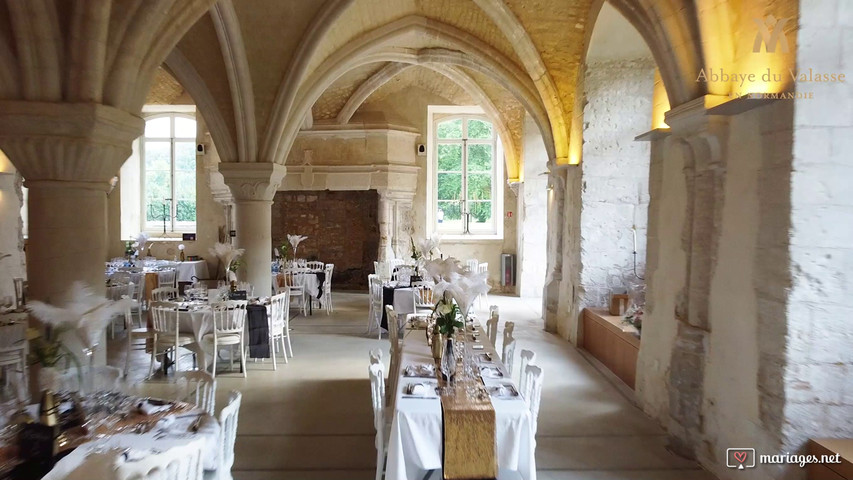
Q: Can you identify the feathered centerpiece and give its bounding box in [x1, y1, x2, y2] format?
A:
[131, 232, 150, 258]
[28, 282, 130, 390]
[209, 242, 245, 282]
[287, 234, 308, 259]
[424, 257, 490, 335]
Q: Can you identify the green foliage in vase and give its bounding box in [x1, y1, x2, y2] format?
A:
[433, 299, 464, 335]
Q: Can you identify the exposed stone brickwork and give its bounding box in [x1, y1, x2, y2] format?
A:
[579, 58, 654, 308]
[272, 190, 379, 290]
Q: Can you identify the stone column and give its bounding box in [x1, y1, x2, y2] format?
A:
[377, 191, 394, 261]
[542, 168, 566, 333]
[0, 102, 143, 304]
[219, 162, 285, 297]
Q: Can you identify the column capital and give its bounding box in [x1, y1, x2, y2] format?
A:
[219, 162, 286, 202]
[0, 101, 144, 183]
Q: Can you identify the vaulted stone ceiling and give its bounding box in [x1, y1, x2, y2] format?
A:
[162, 0, 708, 179]
[145, 68, 187, 105]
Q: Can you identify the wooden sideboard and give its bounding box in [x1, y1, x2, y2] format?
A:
[810, 439, 853, 479]
[581, 308, 640, 389]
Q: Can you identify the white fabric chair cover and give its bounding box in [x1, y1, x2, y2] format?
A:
[321, 263, 334, 314]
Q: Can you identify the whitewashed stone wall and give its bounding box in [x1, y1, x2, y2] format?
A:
[519, 114, 548, 297]
[579, 59, 654, 308]
[0, 151, 26, 302]
[782, 0, 853, 461]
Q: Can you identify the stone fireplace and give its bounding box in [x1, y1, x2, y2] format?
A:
[272, 190, 379, 290]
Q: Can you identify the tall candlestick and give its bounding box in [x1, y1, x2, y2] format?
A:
[632, 226, 637, 252]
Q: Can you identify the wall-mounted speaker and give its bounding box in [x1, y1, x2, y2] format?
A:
[416, 144, 426, 156]
[197, 143, 206, 155]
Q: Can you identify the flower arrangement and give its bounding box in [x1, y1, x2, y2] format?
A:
[424, 257, 490, 336]
[287, 234, 308, 259]
[623, 304, 643, 333]
[410, 237, 422, 264]
[209, 242, 245, 281]
[28, 282, 130, 388]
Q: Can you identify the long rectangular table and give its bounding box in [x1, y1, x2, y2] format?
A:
[385, 322, 537, 480]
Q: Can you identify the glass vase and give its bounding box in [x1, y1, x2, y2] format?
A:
[440, 337, 456, 383]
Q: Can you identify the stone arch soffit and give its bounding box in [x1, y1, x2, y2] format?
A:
[335, 61, 523, 181]
[268, 16, 557, 168]
[603, 0, 705, 106]
[164, 48, 239, 164]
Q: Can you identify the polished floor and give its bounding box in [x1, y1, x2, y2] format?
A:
[110, 292, 717, 480]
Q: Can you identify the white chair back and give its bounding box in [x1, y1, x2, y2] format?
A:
[477, 262, 488, 274]
[523, 365, 544, 436]
[466, 259, 479, 272]
[270, 292, 289, 334]
[411, 281, 434, 308]
[503, 321, 515, 347]
[502, 337, 517, 376]
[150, 302, 179, 335]
[306, 261, 324, 271]
[369, 348, 383, 365]
[115, 436, 204, 480]
[152, 287, 179, 301]
[367, 274, 384, 339]
[211, 301, 248, 334]
[485, 314, 499, 346]
[391, 265, 415, 284]
[174, 371, 216, 416]
[519, 349, 536, 393]
[158, 269, 177, 289]
[217, 390, 242, 477]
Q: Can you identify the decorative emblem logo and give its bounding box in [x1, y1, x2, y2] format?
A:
[752, 15, 790, 53]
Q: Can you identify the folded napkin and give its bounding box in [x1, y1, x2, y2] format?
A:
[405, 363, 435, 377]
[479, 366, 503, 378]
[409, 383, 428, 396]
[137, 400, 171, 416]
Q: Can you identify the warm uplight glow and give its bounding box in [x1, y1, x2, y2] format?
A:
[651, 69, 671, 129]
[0, 149, 12, 174]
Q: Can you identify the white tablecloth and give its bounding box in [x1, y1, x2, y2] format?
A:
[385, 323, 536, 480]
[176, 260, 210, 283]
[43, 409, 220, 479]
[294, 272, 320, 299]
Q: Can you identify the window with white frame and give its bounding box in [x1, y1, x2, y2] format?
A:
[141, 114, 197, 233]
[429, 108, 502, 238]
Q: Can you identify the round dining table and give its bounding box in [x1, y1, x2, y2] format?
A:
[2, 392, 220, 479]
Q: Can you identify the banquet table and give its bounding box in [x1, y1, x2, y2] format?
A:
[273, 271, 325, 314]
[176, 260, 209, 283]
[385, 321, 537, 480]
[39, 396, 220, 479]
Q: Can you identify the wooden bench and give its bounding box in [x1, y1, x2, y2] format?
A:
[810, 439, 853, 479]
[581, 308, 640, 389]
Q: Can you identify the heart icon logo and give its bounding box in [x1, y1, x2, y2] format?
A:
[734, 451, 748, 464]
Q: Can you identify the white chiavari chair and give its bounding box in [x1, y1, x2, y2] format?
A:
[385, 305, 404, 406]
[269, 292, 293, 367]
[114, 437, 204, 480]
[411, 281, 435, 311]
[485, 312, 499, 347]
[305, 261, 324, 271]
[158, 268, 177, 289]
[369, 348, 383, 366]
[465, 258, 479, 272]
[518, 349, 536, 394]
[502, 321, 516, 373]
[204, 301, 249, 378]
[476, 262, 489, 307]
[391, 265, 416, 285]
[205, 390, 241, 480]
[109, 281, 137, 338]
[368, 362, 387, 480]
[523, 365, 544, 436]
[175, 371, 216, 416]
[367, 275, 384, 339]
[149, 302, 195, 377]
[279, 269, 308, 317]
[123, 296, 154, 377]
[321, 263, 334, 314]
[151, 287, 179, 302]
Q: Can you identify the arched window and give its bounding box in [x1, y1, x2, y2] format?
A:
[142, 114, 197, 233]
[430, 109, 502, 237]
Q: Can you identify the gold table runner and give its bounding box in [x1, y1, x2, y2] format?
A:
[437, 363, 497, 479]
